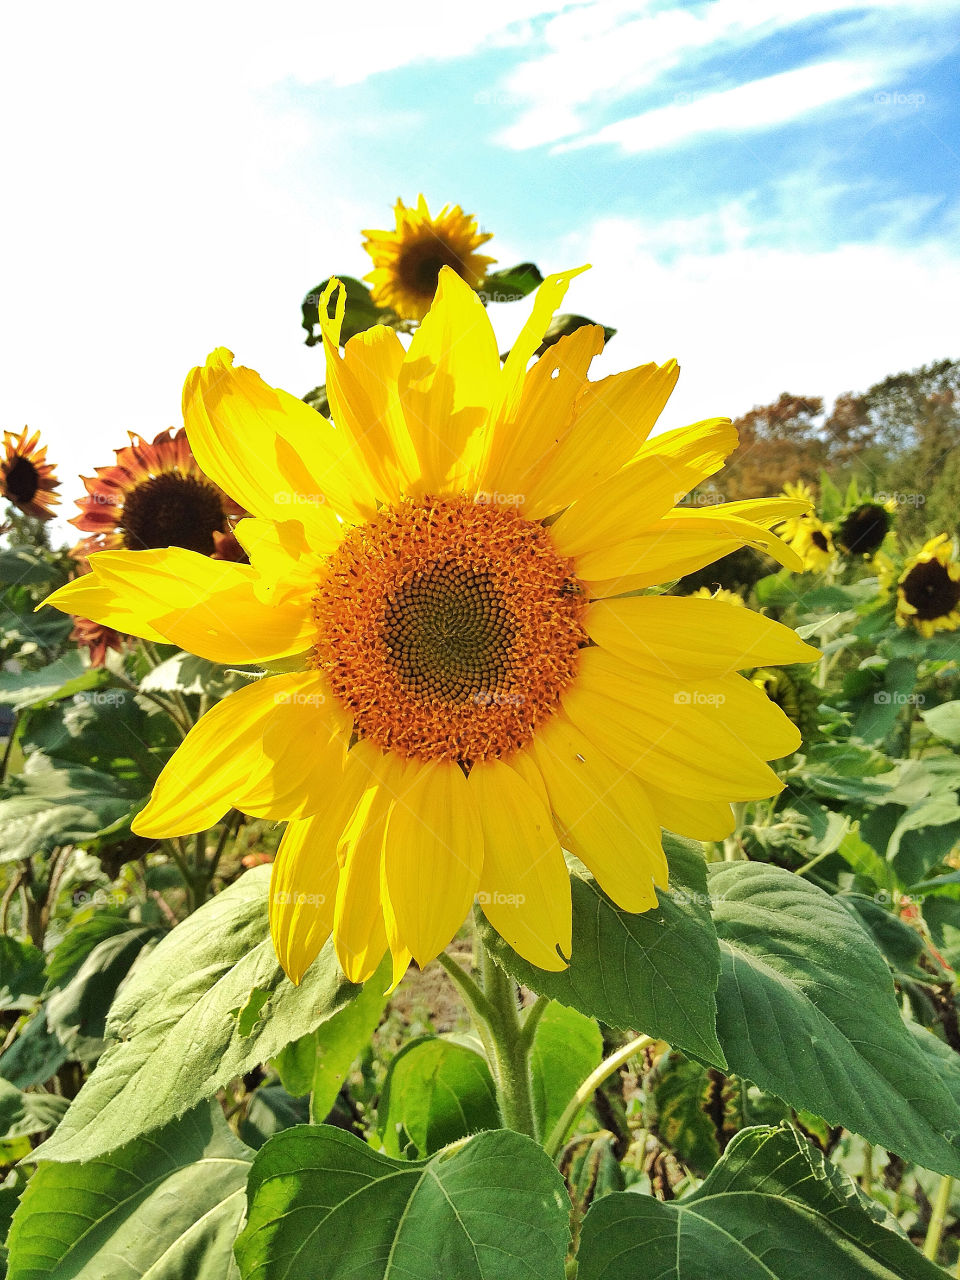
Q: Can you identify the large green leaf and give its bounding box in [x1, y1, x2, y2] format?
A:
[377, 1036, 499, 1158]
[577, 1125, 944, 1279]
[921, 700, 960, 744]
[710, 862, 960, 1175]
[0, 936, 44, 1011]
[33, 867, 365, 1162]
[529, 1001, 603, 1141]
[480, 836, 725, 1068]
[273, 954, 391, 1121]
[23, 688, 178, 785]
[45, 923, 160, 1047]
[480, 263, 543, 302]
[0, 653, 105, 710]
[7, 1102, 251, 1280]
[0, 758, 137, 863]
[234, 1126, 569, 1279]
[0, 1078, 67, 1141]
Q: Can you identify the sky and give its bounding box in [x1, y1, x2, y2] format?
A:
[1, 0, 958, 539]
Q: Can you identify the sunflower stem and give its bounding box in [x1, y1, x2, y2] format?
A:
[543, 1033, 655, 1163]
[476, 942, 539, 1140]
[924, 1172, 954, 1263]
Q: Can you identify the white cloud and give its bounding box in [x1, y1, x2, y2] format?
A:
[557, 59, 880, 154]
[494, 0, 957, 150]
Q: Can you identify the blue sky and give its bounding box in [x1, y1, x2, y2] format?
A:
[2, 0, 958, 537]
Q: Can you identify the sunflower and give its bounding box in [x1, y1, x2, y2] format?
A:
[1, 428, 59, 520]
[776, 510, 834, 573]
[689, 586, 745, 607]
[71, 427, 245, 559]
[896, 535, 960, 637]
[776, 481, 817, 541]
[836, 500, 894, 557]
[43, 268, 818, 987]
[363, 195, 495, 322]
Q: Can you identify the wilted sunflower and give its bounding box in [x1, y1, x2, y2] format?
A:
[1, 428, 59, 520]
[836, 500, 894, 558]
[71, 427, 245, 560]
[896, 535, 960, 637]
[363, 195, 495, 322]
[44, 268, 818, 986]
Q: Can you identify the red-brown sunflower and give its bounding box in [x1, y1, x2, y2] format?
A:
[72, 427, 245, 559]
[1, 428, 59, 520]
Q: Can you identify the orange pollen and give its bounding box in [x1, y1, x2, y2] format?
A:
[311, 495, 588, 764]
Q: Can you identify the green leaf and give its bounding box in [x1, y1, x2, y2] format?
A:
[140, 652, 255, 700]
[710, 861, 960, 1175]
[834, 824, 898, 892]
[645, 1051, 723, 1174]
[234, 1126, 570, 1280]
[577, 1125, 944, 1279]
[44, 913, 146, 987]
[480, 835, 725, 1068]
[0, 936, 44, 1011]
[852, 656, 917, 742]
[45, 924, 160, 1047]
[0, 759, 138, 863]
[529, 1002, 603, 1141]
[533, 313, 616, 355]
[377, 1036, 499, 1158]
[0, 653, 105, 710]
[240, 1085, 309, 1151]
[0, 547, 58, 588]
[479, 263, 543, 302]
[274, 954, 390, 1119]
[301, 276, 394, 346]
[0, 1009, 70, 1088]
[32, 867, 366, 1162]
[921, 700, 960, 744]
[0, 1078, 68, 1141]
[7, 1102, 252, 1280]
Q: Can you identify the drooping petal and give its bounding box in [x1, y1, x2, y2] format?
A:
[44, 548, 314, 663]
[550, 418, 738, 560]
[469, 759, 571, 971]
[530, 714, 666, 913]
[269, 817, 338, 986]
[522, 359, 681, 518]
[183, 346, 379, 526]
[579, 506, 804, 591]
[398, 269, 501, 493]
[380, 758, 484, 969]
[133, 673, 329, 837]
[564, 649, 785, 802]
[319, 290, 420, 500]
[585, 595, 820, 675]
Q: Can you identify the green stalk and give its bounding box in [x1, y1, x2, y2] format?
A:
[924, 1172, 954, 1263]
[544, 1033, 655, 1162]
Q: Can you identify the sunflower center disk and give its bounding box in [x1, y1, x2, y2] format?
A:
[5, 457, 40, 503]
[312, 496, 588, 764]
[120, 471, 228, 554]
[903, 558, 960, 621]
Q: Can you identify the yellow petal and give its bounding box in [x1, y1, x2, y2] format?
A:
[550, 418, 738, 560]
[380, 758, 483, 969]
[523, 358, 680, 517]
[133, 674, 317, 837]
[578, 507, 803, 589]
[564, 649, 785, 802]
[644, 783, 736, 841]
[44, 548, 314, 664]
[398, 268, 501, 493]
[234, 516, 331, 608]
[531, 715, 665, 913]
[319, 291, 420, 500]
[333, 744, 404, 983]
[183, 346, 379, 527]
[469, 759, 571, 971]
[476, 325, 603, 502]
[585, 596, 819, 674]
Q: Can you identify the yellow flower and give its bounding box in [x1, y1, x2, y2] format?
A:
[362, 195, 495, 321]
[1, 428, 59, 520]
[690, 586, 745, 607]
[777, 481, 817, 541]
[896, 535, 960, 637]
[43, 268, 818, 987]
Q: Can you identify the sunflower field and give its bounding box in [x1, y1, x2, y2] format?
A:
[0, 201, 959, 1280]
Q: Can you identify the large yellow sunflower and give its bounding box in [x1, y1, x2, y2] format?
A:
[1, 428, 59, 520]
[43, 268, 817, 986]
[896, 535, 960, 637]
[363, 195, 495, 322]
